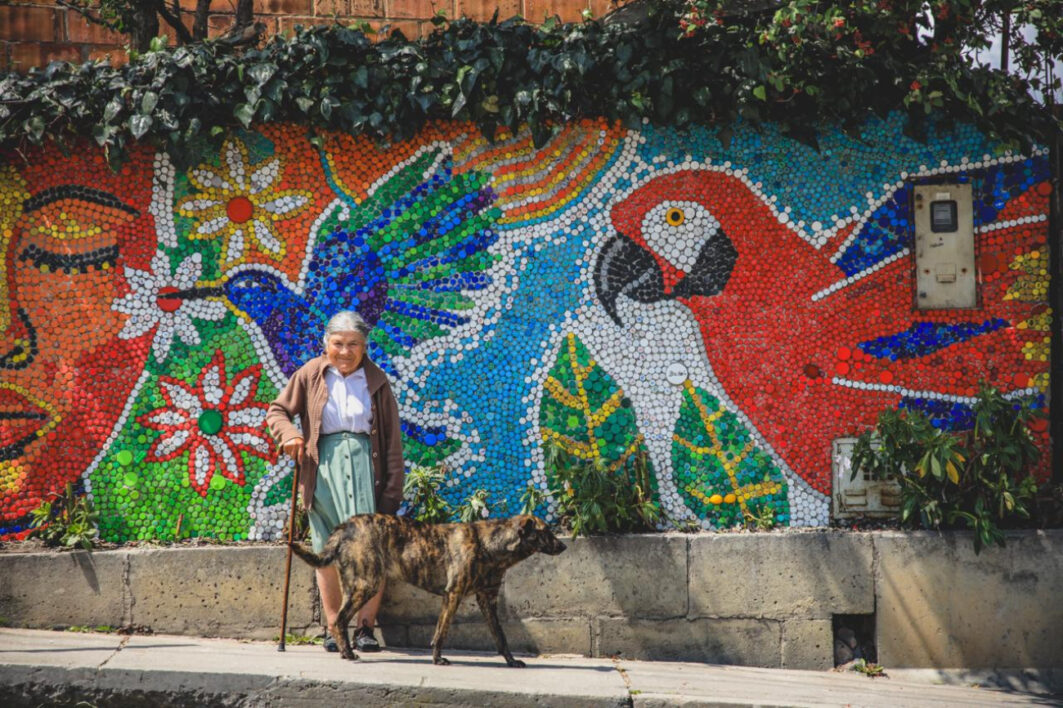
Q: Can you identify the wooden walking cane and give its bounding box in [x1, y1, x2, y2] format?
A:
[278, 458, 301, 652]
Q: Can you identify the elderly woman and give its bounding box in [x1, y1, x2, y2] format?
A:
[266, 310, 405, 653]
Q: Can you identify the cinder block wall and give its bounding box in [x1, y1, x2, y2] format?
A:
[0, 1, 625, 71]
[2, 530, 1061, 671]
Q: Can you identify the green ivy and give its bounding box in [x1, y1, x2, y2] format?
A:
[2, 1, 1057, 167]
[851, 384, 1043, 553]
[680, 0, 1062, 147]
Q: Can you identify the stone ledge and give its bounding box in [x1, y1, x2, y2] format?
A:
[873, 530, 1063, 669]
[502, 534, 689, 620]
[126, 546, 317, 638]
[0, 550, 128, 629]
[2, 529, 1061, 669]
[596, 617, 780, 665]
[688, 533, 874, 620]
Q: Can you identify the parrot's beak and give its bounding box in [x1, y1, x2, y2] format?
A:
[594, 228, 737, 326]
[593, 232, 667, 326]
[670, 227, 738, 300]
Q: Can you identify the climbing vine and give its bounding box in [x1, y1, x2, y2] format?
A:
[0, 0, 1059, 167]
[680, 0, 1062, 144]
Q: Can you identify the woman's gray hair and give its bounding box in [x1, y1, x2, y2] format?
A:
[322, 310, 370, 346]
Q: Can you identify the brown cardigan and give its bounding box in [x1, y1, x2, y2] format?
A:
[266, 355, 405, 514]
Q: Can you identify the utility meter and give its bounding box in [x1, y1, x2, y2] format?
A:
[913, 183, 976, 309]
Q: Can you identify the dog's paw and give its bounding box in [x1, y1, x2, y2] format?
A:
[433, 656, 451, 666]
[507, 658, 526, 668]
[341, 650, 359, 661]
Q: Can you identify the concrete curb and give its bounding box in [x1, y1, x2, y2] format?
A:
[0, 629, 1053, 707]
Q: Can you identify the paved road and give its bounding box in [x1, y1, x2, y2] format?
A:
[0, 628, 1056, 707]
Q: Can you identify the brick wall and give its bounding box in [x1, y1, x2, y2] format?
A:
[0, 0, 624, 71]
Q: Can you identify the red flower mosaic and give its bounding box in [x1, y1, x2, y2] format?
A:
[137, 350, 275, 496]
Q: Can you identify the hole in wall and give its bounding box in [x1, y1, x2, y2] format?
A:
[832, 613, 876, 666]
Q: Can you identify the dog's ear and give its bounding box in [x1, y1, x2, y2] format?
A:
[519, 516, 537, 536]
[505, 515, 535, 552]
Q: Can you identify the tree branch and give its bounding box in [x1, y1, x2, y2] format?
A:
[155, 0, 194, 45]
[193, 0, 212, 41]
[234, 0, 254, 30]
[55, 0, 121, 32]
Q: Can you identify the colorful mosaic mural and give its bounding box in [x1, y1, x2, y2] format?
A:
[0, 116, 1052, 540]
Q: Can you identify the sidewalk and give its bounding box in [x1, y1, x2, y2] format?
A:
[0, 628, 1056, 707]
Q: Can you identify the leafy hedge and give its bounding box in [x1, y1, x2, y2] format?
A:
[0, 1, 1056, 166]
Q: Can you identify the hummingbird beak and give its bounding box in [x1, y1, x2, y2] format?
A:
[156, 285, 225, 302]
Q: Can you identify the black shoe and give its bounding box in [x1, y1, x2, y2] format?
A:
[355, 626, 380, 652]
[323, 635, 339, 653]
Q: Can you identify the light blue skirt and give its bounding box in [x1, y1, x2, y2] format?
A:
[309, 431, 375, 553]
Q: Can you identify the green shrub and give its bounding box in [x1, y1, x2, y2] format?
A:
[29, 483, 99, 550]
[456, 488, 492, 522]
[402, 464, 453, 523]
[519, 482, 550, 516]
[543, 439, 660, 536]
[851, 384, 1042, 553]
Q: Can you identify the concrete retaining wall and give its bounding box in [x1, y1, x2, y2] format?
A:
[2, 530, 1060, 671]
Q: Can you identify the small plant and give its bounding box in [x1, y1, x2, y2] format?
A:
[29, 483, 99, 550]
[457, 488, 491, 522]
[519, 482, 550, 516]
[742, 504, 776, 531]
[66, 625, 116, 634]
[544, 439, 661, 537]
[272, 633, 322, 646]
[667, 516, 703, 533]
[850, 658, 887, 678]
[403, 463, 452, 523]
[851, 384, 1042, 553]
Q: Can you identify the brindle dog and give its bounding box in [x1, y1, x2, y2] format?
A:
[291, 513, 566, 666]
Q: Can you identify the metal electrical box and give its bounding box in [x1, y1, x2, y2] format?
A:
[831, 438, 901, 519]
[913, 183, 976, 309]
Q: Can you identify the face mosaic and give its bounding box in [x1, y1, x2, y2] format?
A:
[0, 116, 1051, 540]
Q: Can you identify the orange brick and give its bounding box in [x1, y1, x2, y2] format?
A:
[204, 14, 277, 41]
[524, 0, 587, 23]
[352, 18, 421, 40]
[160, 21, 181, 43]
[384, 0, 441, 20]
[589, 0, 626, 20]
[260, 0, 314, 14]
[1, 6, 60, 42]
[277, 15, 344, 36]
[86, 45, 129, 67]
[10, 41, 81, 70]
[455, 0, 520, 22]
[385, 19, 422, 39]
[207, 13, 235, 38]
[64, 11, 125, 44]
[175, 0, 235, 29]
[315, 0, 350, 15]
[349, 0, 385, 17]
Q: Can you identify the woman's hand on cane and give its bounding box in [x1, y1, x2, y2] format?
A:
[282, 437, 305, 465]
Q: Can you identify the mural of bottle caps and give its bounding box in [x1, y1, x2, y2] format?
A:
[0, 115, 1051, 541]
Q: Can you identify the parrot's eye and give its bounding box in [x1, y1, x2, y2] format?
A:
[665, 207, 686, 227]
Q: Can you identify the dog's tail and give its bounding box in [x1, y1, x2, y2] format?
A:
[290, 541, 337, 568]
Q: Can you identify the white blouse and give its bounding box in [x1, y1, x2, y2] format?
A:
[321, 366, 373, 434]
